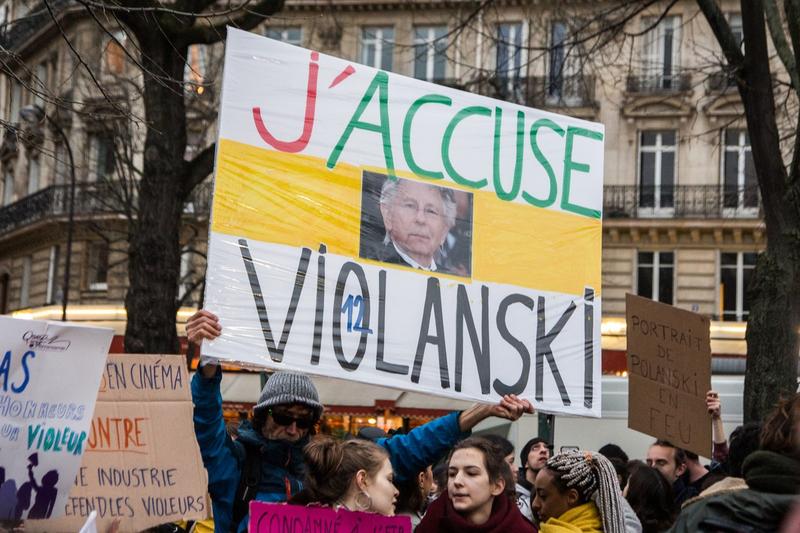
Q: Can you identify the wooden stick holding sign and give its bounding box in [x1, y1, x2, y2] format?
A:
[625, 294, 712, 458]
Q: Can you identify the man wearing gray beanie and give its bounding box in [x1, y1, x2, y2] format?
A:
[188, 309, 533, 533]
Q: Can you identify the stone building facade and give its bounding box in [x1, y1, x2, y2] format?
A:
[0, 0, 768, 353]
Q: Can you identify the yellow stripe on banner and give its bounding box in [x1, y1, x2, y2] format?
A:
[212, 139, 602, 296]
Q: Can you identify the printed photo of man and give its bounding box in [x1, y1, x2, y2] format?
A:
[359, 173, 472, 277]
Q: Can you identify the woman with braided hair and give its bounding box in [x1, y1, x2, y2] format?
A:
[532, 450, 626, 533]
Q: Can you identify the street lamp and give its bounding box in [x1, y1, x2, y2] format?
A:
[20, 104, 76, 322]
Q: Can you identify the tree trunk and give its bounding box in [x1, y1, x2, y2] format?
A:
[123, 35, 188, 354]
[743, 248, 800, 421]
[737, 0, 800, 422]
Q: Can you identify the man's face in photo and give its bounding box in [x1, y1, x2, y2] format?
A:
[380, 180, 450, 267]
[646, 444, 685, 484]
[262, 404, 313, 442]
[526, 442, 551, 472]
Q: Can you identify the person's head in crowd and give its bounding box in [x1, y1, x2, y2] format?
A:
[417, 437, 534, 532]
[250, 371, 324, 443]
[599, 443, 629, 464]
[646, 440, 687, 484]
[432, 460, 448, 497]
[484, 434, 517, 483]
[760, 392, 800, 454]
[303, 436, 398, 516]
[682, 449, 709, 483]
[623, 466, 676, 533]
[446, 437, 513, 524]
[395, 465, 435, 518]
[379, 178, 456, 270]
[521, 437, 552, 484]
[609, 457, 629, 491]
[726, 422, 763, 476]
[626, 459, 646, 477]
[533, 451, 626, 532]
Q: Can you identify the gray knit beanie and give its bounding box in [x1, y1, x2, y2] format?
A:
[254, 371, 323, 419]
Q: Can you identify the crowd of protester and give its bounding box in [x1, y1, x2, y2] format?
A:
[181, 310, 800, 532]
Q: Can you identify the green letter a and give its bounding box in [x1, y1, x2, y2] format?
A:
[327, 71, 395, 177]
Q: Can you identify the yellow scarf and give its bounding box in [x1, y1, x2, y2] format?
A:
[539, 502, 603, 533]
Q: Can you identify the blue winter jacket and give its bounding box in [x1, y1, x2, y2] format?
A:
[191, 366, 469, 533]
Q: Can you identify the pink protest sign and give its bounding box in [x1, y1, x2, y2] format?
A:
[249, 501, 412, 532]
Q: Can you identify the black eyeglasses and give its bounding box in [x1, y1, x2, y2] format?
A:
[269, 409, 315, 429]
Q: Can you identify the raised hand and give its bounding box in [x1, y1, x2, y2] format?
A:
[186, 309, 222, 345]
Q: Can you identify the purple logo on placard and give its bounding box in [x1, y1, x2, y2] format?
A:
[22, 331, 71, 352]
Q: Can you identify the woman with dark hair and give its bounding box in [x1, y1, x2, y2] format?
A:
[533, 451, 626, 533]
[624, 466, 676, 532]
[416, 437, 535, 532]
[298, 436, 398, 516]
[395, 466, 434, 529]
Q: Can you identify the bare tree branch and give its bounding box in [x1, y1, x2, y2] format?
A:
[181, 142, 215, 199]
[43, 0, 133, 119]
[175, 0, 285, 46]
[763, 0, 800, 97]
[696, 0, 745, 70]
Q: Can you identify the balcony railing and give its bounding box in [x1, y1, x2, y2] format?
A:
[626, 73, 692, 93]
[603, 184, 762, 219]
[0, 181, 212, 237]
[477, 75, 596, 108]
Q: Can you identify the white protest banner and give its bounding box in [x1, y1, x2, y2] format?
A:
[0, 316, 112, 521]
[203, 28, 604, 416]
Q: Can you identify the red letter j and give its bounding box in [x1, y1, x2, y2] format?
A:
[252, 51, 319, 153]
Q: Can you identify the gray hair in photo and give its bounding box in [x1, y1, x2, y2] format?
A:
[379, 177, 457, 229]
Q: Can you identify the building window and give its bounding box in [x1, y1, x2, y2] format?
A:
[413, 25, 447, 82]
[3, 166, 13, 205]
[548, 21, 567, 99]
[105, 30, 127, 75]
[34, 61, 47, 107]
[723, 129, 758, 212]
[48, 52, 59, 89]
[185, 45, 208, 92]
[547, 21, 583, 105]
[728, 13, 743, 50]
[638, 130, 676, 213]
[265, 27, 303, 46]
[54, 142, 68, 185]
[178, 249, 194, 303]
[46, 245, 60, 305]
[361, 27, 394, 71]
[637, 251, 674, 304]
[0, 272, 9, 314]
[720, 252, 757, 321]
[88, 133, 115, 181]
[27, 156, 40, 195]
[87, 241, 109, 291]
[641, 15, 681, 89]
[495, 22, 524, 101]
[19, 255, 31, 308]
[9, 80, 22, 123]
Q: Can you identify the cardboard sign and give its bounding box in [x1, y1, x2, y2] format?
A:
[0, 316, 112, 522]
[29, 355, 209, 532]
[626, 294, 712, 457]
[204, 28, 605, 416]
[249, 501, 412, 532]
